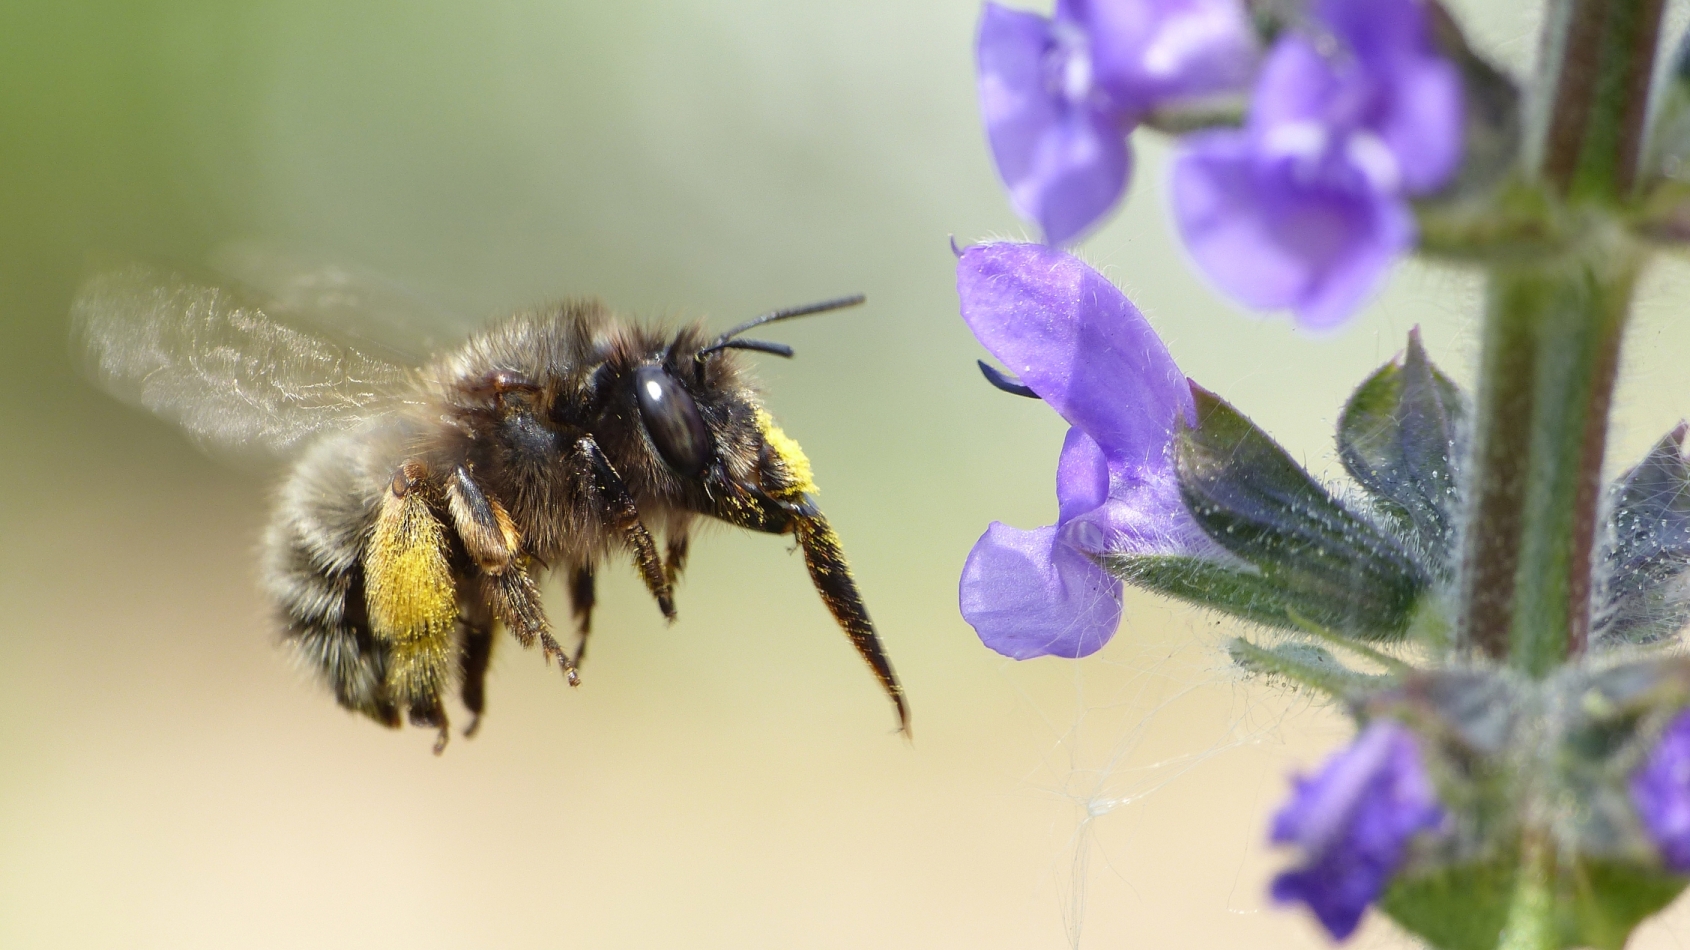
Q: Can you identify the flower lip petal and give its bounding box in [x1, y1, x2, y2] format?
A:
[960, 521, 1124, 659]
[1292, 194, 1413, 330]
[957, 242, 1193, 470]
[1015, 111, 1133, 246]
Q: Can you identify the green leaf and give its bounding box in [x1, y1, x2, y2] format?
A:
[1338, 329, 1466, 574]
[1381, 854, 1687, 950]
[1562, 861, 1687, 950]
[1382, 857, 1518, 950]
[1176, 385, 1429, 640]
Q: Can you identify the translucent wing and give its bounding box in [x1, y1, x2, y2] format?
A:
[72, 263, 419, 459]
[207, 241, 475, 363]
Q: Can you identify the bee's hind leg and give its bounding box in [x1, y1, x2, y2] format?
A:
[364, 461, 459, 753]
[407, 698, 451, 755]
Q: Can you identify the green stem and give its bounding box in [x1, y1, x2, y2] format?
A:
[1533, 0, 1666, 199]
[1458, 258, 1635, 672]
[1497, 832, 1557, 950]
[1457, 0, 1661, 673]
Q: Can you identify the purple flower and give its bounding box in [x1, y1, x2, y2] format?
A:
[1270, 720, 1443, 941]
[976, 0, 1256, 245]
[957, 241, 1212, 659]
[1171, 0, 1462, 329]
[1631, 708, 1690, 871]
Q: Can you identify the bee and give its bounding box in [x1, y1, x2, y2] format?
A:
[73, 263, 906, 752]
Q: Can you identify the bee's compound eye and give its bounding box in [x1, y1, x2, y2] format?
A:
[633, 365, 711, 475]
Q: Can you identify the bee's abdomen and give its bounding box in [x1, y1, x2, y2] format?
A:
[261, 432, 399, 727]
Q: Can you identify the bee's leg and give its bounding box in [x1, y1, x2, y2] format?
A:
[484, 563, 579, 686]
[665, 529, 690, 587]
[567, 564, 595, 668]
[458, 598, 495, 737]
[365, 461, 458, 754]
[575, 436, 676, 622]
[448, 464, 576, 686]
[409, 699, 451, 755]
[792, 507, 909, 734]
[446, 465, 520, 576]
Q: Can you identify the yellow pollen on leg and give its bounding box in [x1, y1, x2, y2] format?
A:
[754, 407, 817, 497]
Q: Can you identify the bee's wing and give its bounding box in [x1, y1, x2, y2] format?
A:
[72, 263, 420, 460]
[206, 241, 474, 363]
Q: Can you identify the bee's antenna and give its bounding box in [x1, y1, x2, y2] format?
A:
[700, 294, 866, 360]
[701, 338, 795, 360]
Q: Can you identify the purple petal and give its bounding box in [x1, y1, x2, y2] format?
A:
[1632, 708, 1690, 871]
[1057, 426, 1110, 524]
[1062, 468, 1216, 558]
[960, 522, 1124, 659]
[1375, 56, 1462, 194]
[1270, 720, 1443, 940]
[1246, 36, 1342, 136]
[1071, 0, 1258, 110]
[1310, 0, 1463, 195]
[1316, 0, 1435, 66]
[977, 3, 1131, 245]
[1247, 3, 1462, 198]
[957, 242, 1193, 468]
[1171, 132, 1415, 329]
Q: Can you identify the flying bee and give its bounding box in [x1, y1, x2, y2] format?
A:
[73, 263, 906, 752]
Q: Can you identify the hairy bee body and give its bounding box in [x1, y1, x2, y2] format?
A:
[76, 272, 905, 751]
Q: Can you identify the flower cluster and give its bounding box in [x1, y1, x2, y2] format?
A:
[976, 0, 1256, 244]
[962, 0, 1690, 946]
[957, 239, 1448, 936]
[957, 238, 1690, 942]
[976, 0, 1462, 328]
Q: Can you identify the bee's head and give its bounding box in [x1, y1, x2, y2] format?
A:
[613, 295, 865, 531]
[590, 293, 904, 731]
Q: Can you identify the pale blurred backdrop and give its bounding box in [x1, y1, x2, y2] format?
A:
[9, 1, 1690, 948]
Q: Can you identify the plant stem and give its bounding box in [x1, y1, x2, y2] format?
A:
[1458, 259, 1635, 672]
[1497, 831, 1557, 950]
[1534, 0, 1665, 199]
[1457, 0, 1661, 671]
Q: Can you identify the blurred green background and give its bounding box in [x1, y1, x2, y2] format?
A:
[9, 1, 1690, 947]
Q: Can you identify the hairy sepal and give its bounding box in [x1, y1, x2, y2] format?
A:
[1175, 385, 1429, 641]
[1596, 424, 1690, 645]
[1226, 637, 1382, 698]
[1338, 330, 1466, 575]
